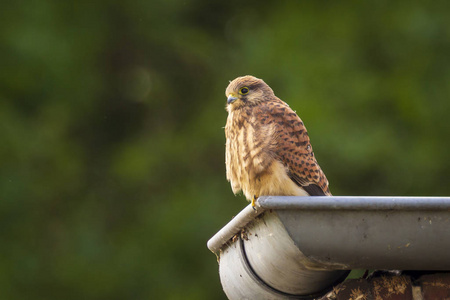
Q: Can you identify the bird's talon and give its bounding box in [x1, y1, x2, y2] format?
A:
[251, 195, 258, 210]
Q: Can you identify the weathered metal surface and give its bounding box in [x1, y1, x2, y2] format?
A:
[259, 196, 450, 270]
[243, 211, 348, 295]
[207, 204, 265, 254]
[208, 196, 450, 299]
[257, 196, 450, 210]
[218, 211, 348, 299]
[218, 236, 290, 300]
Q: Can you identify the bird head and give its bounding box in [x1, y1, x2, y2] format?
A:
[225, 75, 274, 111]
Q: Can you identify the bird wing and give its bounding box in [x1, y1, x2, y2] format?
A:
[262, 99, 331, 196]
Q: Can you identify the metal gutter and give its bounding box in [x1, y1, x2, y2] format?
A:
[260, 196, 450, 270]
[207, 204, 265, 254]
[207, 196, 450, 299]
[258, 195, 450, 210]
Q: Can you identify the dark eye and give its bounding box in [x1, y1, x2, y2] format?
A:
[239, 87, 249, 95]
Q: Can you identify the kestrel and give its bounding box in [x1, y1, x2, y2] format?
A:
[225, 75, 331, 207]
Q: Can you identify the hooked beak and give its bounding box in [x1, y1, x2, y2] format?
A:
[227, 94, 238, 104]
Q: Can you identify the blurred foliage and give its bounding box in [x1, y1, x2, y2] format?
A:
[0, 0, 449, 299]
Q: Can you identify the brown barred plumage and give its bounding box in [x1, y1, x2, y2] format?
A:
[224, 75, 331, 205]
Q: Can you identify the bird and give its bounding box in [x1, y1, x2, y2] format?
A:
[224, 75, 331, 208]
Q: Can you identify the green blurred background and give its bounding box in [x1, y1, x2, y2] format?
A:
[1, 1, 449, 299]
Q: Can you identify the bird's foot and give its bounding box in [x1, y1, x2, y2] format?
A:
[251, 195, 258, 211]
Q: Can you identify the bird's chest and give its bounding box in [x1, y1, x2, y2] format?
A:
[225, 110, 276, 181]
